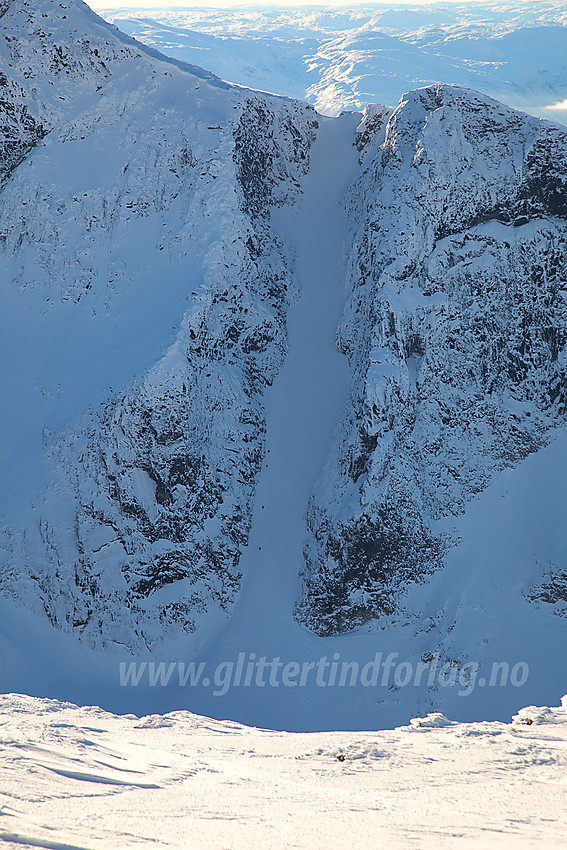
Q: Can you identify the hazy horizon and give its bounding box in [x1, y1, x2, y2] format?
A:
[90, 0, 492, 9]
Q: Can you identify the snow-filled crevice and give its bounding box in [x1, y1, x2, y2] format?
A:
[194, 112, 362, 651]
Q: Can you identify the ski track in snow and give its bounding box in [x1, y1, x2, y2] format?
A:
[0, 693, 566, 849]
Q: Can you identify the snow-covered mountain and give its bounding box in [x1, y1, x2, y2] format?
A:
[1, 0, 567, 730]
[99, 3, 567, 126]
[298, 86, 567, 636]
[0, 0, 317, 648]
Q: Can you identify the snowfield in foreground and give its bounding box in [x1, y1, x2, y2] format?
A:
[0, 693, 566, 849]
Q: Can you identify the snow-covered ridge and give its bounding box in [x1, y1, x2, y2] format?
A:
[0, 0, 317, 649]
[298, 85, 567, 636]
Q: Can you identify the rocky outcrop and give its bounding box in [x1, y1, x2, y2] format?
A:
[0, 75, 46, 185]
[0, 0, 316, 649]
[297, 86, 567, 635]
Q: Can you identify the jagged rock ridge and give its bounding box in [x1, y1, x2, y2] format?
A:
[297, 88, 567, 635]
[0, 0, 317, 649]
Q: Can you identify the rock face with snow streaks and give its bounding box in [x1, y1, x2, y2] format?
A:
[296, 87, 567, 635]
[0, 0, 316, 649]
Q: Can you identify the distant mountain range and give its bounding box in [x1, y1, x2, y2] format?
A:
[99, 2, 567, 124]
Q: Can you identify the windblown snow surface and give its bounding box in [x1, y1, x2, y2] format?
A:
[1, 0, 567, 748]
[0, 692, 566, 849]
[97, 2, 567, 126]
